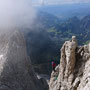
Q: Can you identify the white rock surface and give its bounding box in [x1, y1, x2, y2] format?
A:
[0, 30, 46, 90]
[49, 36, 90, 90]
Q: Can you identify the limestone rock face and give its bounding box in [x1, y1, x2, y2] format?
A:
[0, 31, 45, 90]
[49, 36, 90, 90]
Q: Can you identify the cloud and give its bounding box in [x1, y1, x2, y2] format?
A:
[32, 0, 90, 5]
[0, 0, 36, 31]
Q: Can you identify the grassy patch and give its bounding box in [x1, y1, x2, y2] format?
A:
[83, 40, 90, 45]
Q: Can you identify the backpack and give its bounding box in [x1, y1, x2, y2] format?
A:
[52, 62, 56, 67]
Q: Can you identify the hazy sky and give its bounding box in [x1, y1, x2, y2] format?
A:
[0, 0, 36, 33]
[32, 0, 90, 5]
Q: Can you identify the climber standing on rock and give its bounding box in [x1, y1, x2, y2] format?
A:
[52, 61, 56, 72]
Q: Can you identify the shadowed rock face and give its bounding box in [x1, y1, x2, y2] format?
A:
[0, 30, 45, 90]
[49, 36, 90, 90]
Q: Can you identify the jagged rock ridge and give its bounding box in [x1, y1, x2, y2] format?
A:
[49, 36, 90, 90]
[0, 30, 48, 90]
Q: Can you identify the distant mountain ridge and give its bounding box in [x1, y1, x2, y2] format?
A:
[25, 11, 90, 75]
[35, 11, 90, 45]
[37, 3, 90, 20]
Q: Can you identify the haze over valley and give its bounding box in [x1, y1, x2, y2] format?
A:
[25, 2, 90, 74]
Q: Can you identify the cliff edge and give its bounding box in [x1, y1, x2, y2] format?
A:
[49, 36, 90, 90]
[0, 30, 47, 90]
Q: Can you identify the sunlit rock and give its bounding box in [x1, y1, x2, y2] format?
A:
[49, 36, 90, 90]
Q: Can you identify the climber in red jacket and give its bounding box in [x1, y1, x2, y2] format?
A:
[52, 61, 56, 72]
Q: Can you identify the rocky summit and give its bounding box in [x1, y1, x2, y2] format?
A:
[0, 30, 90, 90]
[49, 36, 90, 90]
[0, 30, 48, 90]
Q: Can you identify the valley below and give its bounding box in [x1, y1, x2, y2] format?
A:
[0, 2, 90, 90]
[24, 11, 90, 75]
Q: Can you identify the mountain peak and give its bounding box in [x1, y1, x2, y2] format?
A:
[0, 30, 46, 90]
[49, 36, 90, 90]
